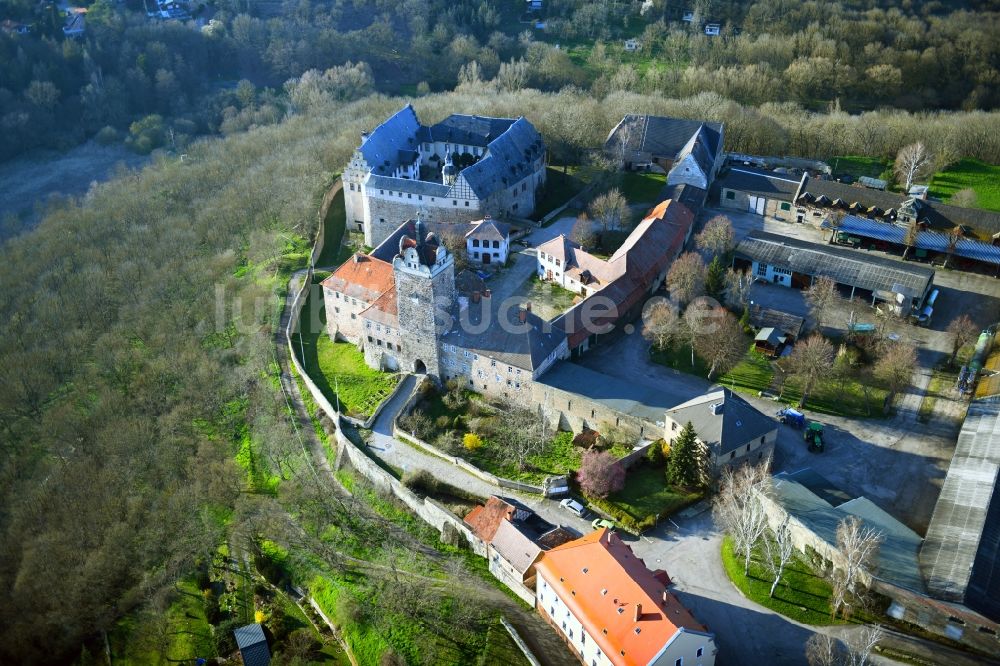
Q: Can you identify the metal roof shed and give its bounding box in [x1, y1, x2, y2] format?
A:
[234, 624, 271, 666]
[920, 398, 1000, 621]
[735, 231, 934, 305]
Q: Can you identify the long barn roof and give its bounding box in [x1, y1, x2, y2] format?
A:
[735, 231, 934, 297]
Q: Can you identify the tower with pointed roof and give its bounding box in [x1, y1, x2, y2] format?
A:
[392, 218, 455, 378]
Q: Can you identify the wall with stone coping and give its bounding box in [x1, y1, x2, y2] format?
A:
[335, 426, 488, 558]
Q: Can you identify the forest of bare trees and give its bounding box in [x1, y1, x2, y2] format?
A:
[3, 0, 1000, 160]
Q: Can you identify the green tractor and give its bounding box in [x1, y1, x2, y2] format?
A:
[804, 422, 825, 452]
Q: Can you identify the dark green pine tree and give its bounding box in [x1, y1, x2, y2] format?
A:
[705, 256, 726, 300]
[666, 421, 707, 489]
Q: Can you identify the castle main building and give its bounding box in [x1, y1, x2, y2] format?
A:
[343, 105, 547, 247]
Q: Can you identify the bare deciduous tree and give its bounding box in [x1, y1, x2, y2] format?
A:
[696, 215, 736, 257]
[949, 187, 978, 209]
[831, 516, 883, 620]
[569, 212, 597, 249]
[493, 403, 548, 470]
[494, 58, 529, 92]
[713, 461, 773, 577]
[947, 314, 979, 366]
[805, 276, 839, 329]
[785, 335, 835, 407]
[692, 308, 747, 380]
[805, 633, 840, 666]
[901, 220, 920, 260]
[722, 267, 754, 311]
[642, 299, 682, 351]
[894, 142, 933, 192]
[873, 340, 916, 413]
[845, 624, 884, 666]
[589, 188, 630, 232]
[763, 518, 796, 598]
[667, 252, 707, 306]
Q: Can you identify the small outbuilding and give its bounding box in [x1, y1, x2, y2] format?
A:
[716, 166, 804, 220]
[234, 624, 270, 666]
[465, 217, 510, 265]
[754, 327, 788, 357]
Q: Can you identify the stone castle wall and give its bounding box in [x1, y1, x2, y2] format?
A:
[364, 194, 483, 248]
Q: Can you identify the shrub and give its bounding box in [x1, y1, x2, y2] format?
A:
[463, 433, 483, 451]
[646, 439, 666, 467]
[95, 125, 118, 145]
[433, 430, 462, 454]
[402, 469, 439, 495]
[572, 429, 600, 449]
[435, 415, 451, 429]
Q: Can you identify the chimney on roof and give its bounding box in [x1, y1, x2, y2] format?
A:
[710, 402, 724, 416]
[361, 130, 369, 144]
[525, 302, 532, 312]
[634, 603, 642, 622]
[518, 309, 527, 323]
[662, 590, 668, 605]
[473, 291, 481, 303]
[484, 288, 492, 299]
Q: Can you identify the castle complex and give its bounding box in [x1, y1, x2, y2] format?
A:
[343, 105, 547, 247]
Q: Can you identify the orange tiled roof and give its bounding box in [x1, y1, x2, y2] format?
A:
[463, 496, 521, 542]
[535, 529, 709, 666]
[359, 286, 398, 328]
[321, 254, 394, 303]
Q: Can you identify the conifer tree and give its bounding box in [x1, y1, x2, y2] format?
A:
[666, 422, 707, 489]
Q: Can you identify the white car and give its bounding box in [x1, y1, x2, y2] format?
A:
[559, 498, 587, 518]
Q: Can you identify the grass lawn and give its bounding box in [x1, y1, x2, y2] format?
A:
[830, 156, 892, 181]
[918, 366, 960, 424]
[510, 274, 580, 319]
[315, 186, 352, 268]
[109, 579, 216, 664]
[481, 619, 531, 666]
[779, 372, 888, 419]
[721, 535, 843, 625]
[651, 344, 775, 393]
[651, 342, 885, 418]
[618, 171, 666, 203]
[605, 464, 700, 522]
[929, 159, 1000, 212]
[533, 166, 596, 221]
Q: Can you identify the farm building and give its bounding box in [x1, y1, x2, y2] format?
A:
[792, 175, 1000, 236]
[733, 231, 935, 315]
[822, 215, 1000, 274]
[716, 166, 804, 220]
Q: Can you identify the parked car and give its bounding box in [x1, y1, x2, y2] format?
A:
[559, 498, 587, 518]
[592, 518, 615, 530]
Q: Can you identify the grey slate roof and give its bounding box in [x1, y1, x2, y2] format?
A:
[921, 397, 1000, 620]
[606, 114, 723, 163]
[234, 624, 270, 666]
[491, 519, 542, 575]
[772, 472, 924, 593]
[366, 173, 450, 198]
[718, 167, 803, 200]
[358, 107, 544, 201]
[359, 104, 422, 177]
[465, 218, 510, 241]
[461, 117, 545, 199]
[440, 298, 565, 372]
[735, 231, 935, 298]
[666, 388, 776, 456]
[796, 175, 1000, 234]
[537, 362, 673, 427]
[419, 114, 517, 147]
[673, 125, 718, 179]
[660, 182, 708, 213]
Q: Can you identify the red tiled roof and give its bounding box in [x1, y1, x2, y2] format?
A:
[359, 285, 398, 328]
[536, 529, 709, 666]
[464, 496, 519, 542]
[558, 199, 693, 348]
[321, 254, 394, 304]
